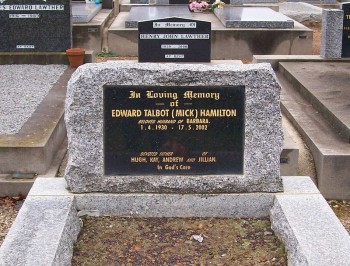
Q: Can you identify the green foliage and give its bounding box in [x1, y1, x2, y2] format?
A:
[96, 49, 117, 57]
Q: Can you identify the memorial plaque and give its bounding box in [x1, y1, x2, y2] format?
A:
[138, 17, 211, 62]
[104, 85, 245, 175]
[0, 0, 71, 52]
[342, 3, 350, 57]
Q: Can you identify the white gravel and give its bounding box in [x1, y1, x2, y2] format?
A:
[0, 64, 67, 135]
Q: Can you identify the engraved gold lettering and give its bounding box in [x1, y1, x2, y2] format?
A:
[183, 91, 220, 100]
[175, 109, 195, 117]
[162, 157, 184, 163]
[144, 109, 170, 117]
[157, 120, 176, 124]
[129, 91, 141, 98]
[186, 118, 209, 124]
[180, 165, 191, 170]
[112, 109, 142, 117]
[138, 120, 156, 124]
[146, 91, 178, 100]
[200, 109, 236, 117]
[131, 157, 147, 163]
[198, 156, 216, 163]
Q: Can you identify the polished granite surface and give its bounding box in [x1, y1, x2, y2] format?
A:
[214, 7, 294, 28]
[125, 6, 192, 28]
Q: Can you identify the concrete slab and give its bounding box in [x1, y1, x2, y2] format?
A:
[72, 3, 102, 23]
[279, 62, 350, 143]
[0, 138, 67, 197]
[0, 51, 94, 65]
[125, 6, 192, 28]
[279, 2, 322, 24]
[252, 54, 350, 69]
[0, 68, 74, 175]
[286, 0, 338, 4]
[76, 193, 275, 217]
[231, 0, 278, 3]
[120, 0, 148, 12]
[0, 195, 80, 266]
[276, 62, 350, 199]
[73, 9, 113, 51]
[281, 118, 299, 176]
[214, 7, 294, 28]
[108, 12, 312, 59]
[271, 194, 350, 265]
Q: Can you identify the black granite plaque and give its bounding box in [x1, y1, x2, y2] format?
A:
[138, 17, 211, 62]
[0, 0, 71, 52]
[342, 3, 350, 57]
[104, 85, 245, 175]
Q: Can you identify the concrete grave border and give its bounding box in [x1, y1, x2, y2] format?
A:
[1, 176, 350, 265]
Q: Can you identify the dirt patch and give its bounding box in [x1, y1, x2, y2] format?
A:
[72, 217, 287, 265]
[307, 23, 321, 55]
[329, 200, 350, 235]
[0, 197, 22, 247]
[95, 56, 138, 63]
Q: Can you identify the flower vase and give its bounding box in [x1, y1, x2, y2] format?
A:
[66, 48, 85, 68]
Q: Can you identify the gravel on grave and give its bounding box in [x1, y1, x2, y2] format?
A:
[0, 64, 67, 135]
[72, 216, 287, 265]
[0, 197, 22, 247]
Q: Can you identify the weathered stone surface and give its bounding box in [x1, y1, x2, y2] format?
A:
[279, 2, 322, 24]
[72, 2, 102, 23]
[214, 7, 294, 29]
[320, 9, 344, 58]
[271, 194, 350, 266]
[0, 196, 80, 266]
[65, 62, 283, 193]
[230, 0, 278, 4]
[76, 193, 274, 217]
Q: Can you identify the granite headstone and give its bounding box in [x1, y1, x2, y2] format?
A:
[0, 0, 71, 52]
[342, 3, 350, 57]
[65, 62, 284, 194]
[138, 17, 211, 62]
[320, 9, 343, 58]
[125, 6, 192, 28]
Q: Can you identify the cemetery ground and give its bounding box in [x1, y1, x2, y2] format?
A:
[1, 21, 350, 265]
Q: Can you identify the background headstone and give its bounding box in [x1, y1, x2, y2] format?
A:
[125, 6, 192, 28]
[320, 9, 344, 58]
[0, 0, 71, 52]
[138, 17, 211, 62]
[342, 3, 350, 57]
